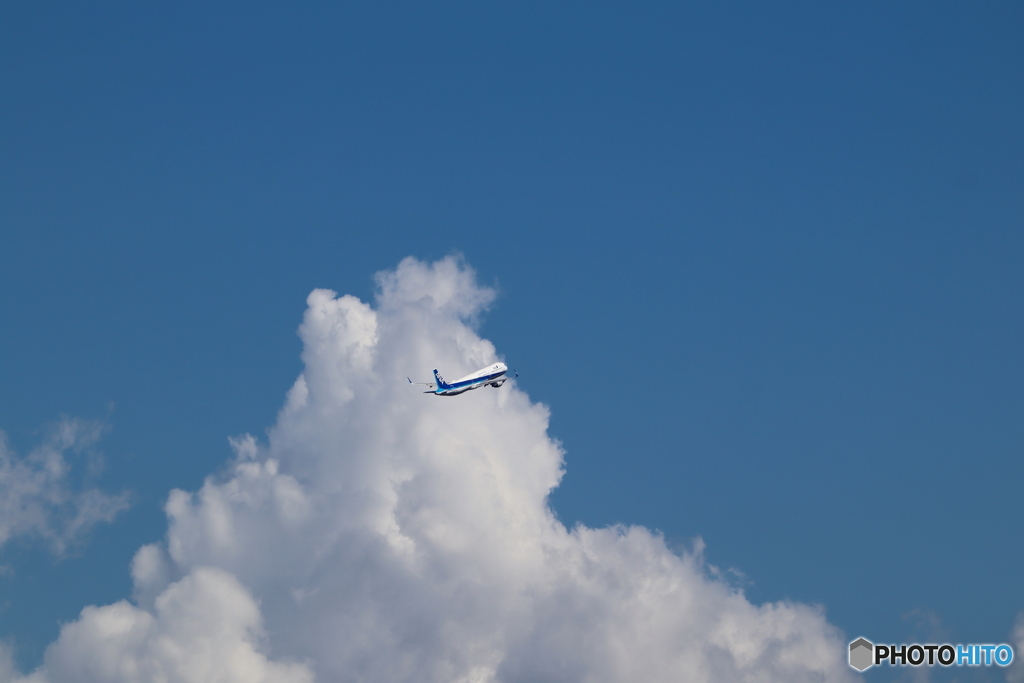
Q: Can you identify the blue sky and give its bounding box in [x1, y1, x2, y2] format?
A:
[1, 1, 1022, 678]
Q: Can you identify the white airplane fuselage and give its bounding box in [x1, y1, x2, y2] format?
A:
[428, 363, 511, 396]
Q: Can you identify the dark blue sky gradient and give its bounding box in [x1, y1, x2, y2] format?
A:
[2, 2, 1022, 676]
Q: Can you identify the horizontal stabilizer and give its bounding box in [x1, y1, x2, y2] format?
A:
[408, 376, 437, 392]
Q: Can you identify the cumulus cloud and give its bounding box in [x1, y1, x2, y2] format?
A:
[31, 567, 314, 683]
[17, 256, 856, 682]
[0, 417, 129, 556]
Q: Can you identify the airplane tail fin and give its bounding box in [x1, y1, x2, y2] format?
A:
[432, 369, 448, 389]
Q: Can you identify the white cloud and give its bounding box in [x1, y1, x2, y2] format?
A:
[35, 567, 314, 683]
[0, 418, 129, 556]
[18, 256, 856, 682]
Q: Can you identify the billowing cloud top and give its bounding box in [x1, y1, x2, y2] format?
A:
[13, 257, 856, 683]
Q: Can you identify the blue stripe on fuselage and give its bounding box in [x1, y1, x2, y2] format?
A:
[435, 371, 505, 395]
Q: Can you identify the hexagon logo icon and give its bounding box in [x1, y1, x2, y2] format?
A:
[849, 637, 874, 671]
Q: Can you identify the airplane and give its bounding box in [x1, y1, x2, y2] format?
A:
[408, 362, 517, 396]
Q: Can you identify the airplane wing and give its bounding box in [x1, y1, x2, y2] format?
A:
[407, 377, 437, 392]
[484, 369, 518, 387]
